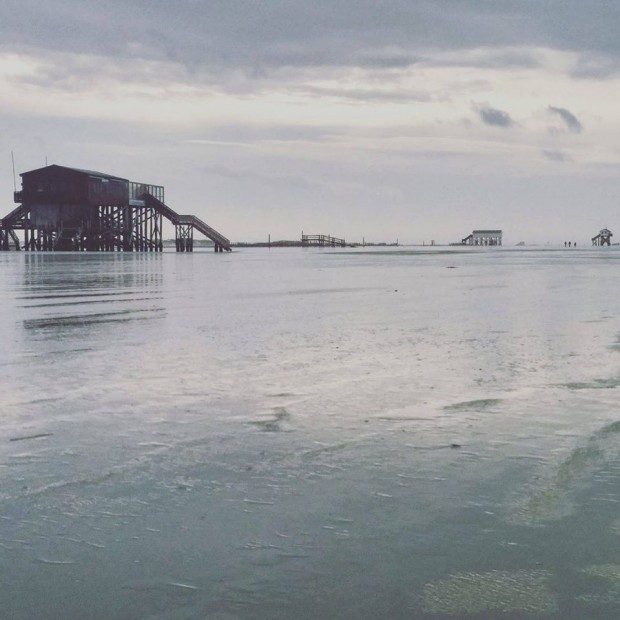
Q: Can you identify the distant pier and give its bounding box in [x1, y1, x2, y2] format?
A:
[301, 233, 346, 248]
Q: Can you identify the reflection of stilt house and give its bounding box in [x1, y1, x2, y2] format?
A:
[461, 230, 503, 246]
[592, 228, 612, 246]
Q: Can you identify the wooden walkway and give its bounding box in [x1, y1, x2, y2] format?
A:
[301, 234, 346, 247]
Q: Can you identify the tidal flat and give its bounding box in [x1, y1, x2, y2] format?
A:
[0, 247, 618, 619]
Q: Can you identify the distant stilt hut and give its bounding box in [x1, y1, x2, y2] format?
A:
[461, 230, 503, 246]
[592, 228, 613, 246]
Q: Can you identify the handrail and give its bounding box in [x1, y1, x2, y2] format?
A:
[138, 193, 231, 249]
[301, 233, 346, 246]
[177, 215, 231, 246]
[1, 204, 27, 226]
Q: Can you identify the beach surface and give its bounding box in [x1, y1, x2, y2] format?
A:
[0, 246, 618, 619]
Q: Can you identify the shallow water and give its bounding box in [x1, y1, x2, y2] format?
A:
[0, 247, 618, 619]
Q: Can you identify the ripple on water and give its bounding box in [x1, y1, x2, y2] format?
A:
[248, 407, 291, 432]
[421, 569, 558, 616]
[443, 398, 503, 412]
[563, 378, 620, 390]
[582, 564, 620, 583]
[576, 564, 620, 607]
[509, 420, 620, 525]
[22, 308, 165, 329]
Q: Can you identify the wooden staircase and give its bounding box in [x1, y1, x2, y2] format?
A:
[139, 193, 231, 251]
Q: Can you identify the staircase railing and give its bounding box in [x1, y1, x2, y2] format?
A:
[139, 193, 231, 250]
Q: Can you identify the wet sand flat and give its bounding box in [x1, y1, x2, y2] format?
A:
[0, 247, 618, 619]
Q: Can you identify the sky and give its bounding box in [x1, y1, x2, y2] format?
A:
[0, 1, 619, 244]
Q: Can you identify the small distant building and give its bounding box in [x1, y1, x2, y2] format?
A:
[592, 228, 613, 246]
[461, 230, 503, 246]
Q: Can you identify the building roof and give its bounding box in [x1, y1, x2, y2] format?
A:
[20, 164, 129, 182]
[472, 230, 502, 234]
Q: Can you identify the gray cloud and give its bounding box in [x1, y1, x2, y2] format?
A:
[570, 54, 620, 79]
[184, 123, 348, 145]
[298, 85, 434, 103]
[201, 163, 322, 191]
[548, 106, 583, 133]
[1, 1, 619, 86]
[542, 149, 569, 162]
[477, 106, 513, 128]
[422, 49, 542, 70]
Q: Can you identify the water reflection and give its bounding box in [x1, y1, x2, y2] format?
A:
[17, 253, 165, 333]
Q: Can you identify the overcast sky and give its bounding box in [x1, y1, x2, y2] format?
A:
[1, 1, 618, 243]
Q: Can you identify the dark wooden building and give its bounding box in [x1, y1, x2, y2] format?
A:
[18, 165, 130, 208]
[1, 164, 230, 252]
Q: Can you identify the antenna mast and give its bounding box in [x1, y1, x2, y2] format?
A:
[11, 151, 16, 192]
